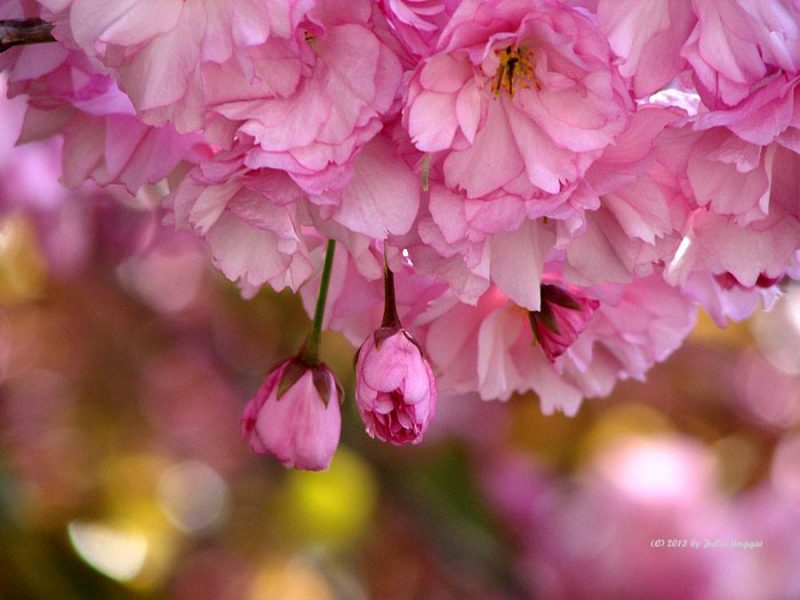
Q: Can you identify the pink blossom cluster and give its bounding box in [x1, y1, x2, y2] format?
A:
[4, 0, 800, 467]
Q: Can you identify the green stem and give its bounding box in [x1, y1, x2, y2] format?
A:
[302, 239, 336, 365]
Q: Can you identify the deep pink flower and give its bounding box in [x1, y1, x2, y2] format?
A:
[529, 284, 599, 362]
[241, 358, 341, 471]
[355, 328, 437, 445]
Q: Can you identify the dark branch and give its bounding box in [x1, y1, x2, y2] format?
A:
[0, 19, 55, 53]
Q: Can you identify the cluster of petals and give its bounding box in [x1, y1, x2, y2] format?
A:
[4, 0, 800, 420]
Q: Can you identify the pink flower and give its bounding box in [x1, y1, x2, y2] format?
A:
[597, 0, 696, 97]
[403, 0, 631, 200]
[53, 0, 313, 131]
[169, 139, 314, 297]
[422, 275, 696, 413]
[660, 138, 800, 292]
[692, 75, 800, 149]
[241, 358, 341, 471]
[682, 0, 800, 109]
[2, 43, 206, 193]
[414, 185, 558, 309]
[355, 328, 437, 445]
[216, 1, 403, 192]
[379, 0, 458, 59]
[529, 284, 599, 362]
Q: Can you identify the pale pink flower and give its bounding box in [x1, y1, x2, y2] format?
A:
[379, 0, 459, 59]
[682, 0, 800, 109]
[685, 128, 774, 225]
[169, 140, 314, 297]
[665, 208, 800, 286]
[3, 43, 205, 193]
[215, 1, 403, 192]
[355, 327, 437, 445]
[50, 0, 314, 131]
[403, 0, 631, 201]
[241, 358, 341, 471]
[423, 275, 696, 413]
[661, 142, 800, 291]
[258, 131, 422, 239]
[564, 105, 690, 286]
[413, 186, 558, 309]
[692, 75, 800, 148]
[406, 140, 581, 310]
[679, 272, 782, 327]
[563, 186, 684, 286]
[597, 0, 696, 97]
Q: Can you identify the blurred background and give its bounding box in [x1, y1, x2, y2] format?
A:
[2, 96, 800, 600]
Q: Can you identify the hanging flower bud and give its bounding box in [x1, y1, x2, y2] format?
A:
[354, 263, 437, 445]
[529, 284, 599, 362]
[355, 327, 437, 445]
[241, 357, 342, 471]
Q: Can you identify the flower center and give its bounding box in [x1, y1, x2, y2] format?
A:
[492, 45, 537, 97]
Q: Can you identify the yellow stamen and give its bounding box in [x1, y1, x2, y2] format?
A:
[492, 45, 538, 98]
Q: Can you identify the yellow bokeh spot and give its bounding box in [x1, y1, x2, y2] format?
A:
[690, 308, 751, 347]
[576, 402, 673, 466]
[508, 393, 586, 468]
[249, 558, 334, 600]
[714, 435, 763, 495]
[279, 448, 377, 547]
[89, 454, 183, 590]
[0, 211, 48, 304]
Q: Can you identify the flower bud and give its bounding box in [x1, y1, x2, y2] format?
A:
[529, 284, 599, 362]
[241, 358, 342, 471]
[355, 328, 437, 445]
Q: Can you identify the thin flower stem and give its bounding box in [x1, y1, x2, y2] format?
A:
[302, 239, 336, 365]
[381, 250, 401, 329]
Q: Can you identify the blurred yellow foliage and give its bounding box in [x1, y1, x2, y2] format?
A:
[0, 211, 47, 303]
